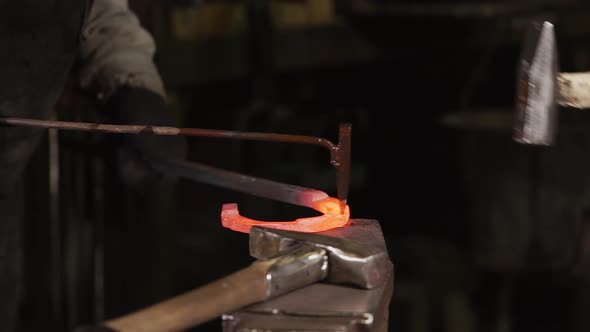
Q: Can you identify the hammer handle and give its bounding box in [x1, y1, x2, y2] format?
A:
[558, 72, 590, 108]
[104, 260, 273, 332]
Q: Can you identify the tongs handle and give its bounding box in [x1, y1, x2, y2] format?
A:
[151, 158, 328, 208]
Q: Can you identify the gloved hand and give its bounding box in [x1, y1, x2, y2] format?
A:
[104, 86, 187, 190]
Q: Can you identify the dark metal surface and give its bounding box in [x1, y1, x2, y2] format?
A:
[513, 20, 559, 146]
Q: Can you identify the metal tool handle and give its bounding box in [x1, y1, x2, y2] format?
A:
[151, 158, 328, 209]
[104, 260, 273, 332]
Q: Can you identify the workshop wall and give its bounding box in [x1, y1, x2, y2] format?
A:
[20, 1, 590, 332]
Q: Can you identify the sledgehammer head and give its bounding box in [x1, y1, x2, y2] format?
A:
[249, 219, 393, 289]
[513, 20, 559, 146]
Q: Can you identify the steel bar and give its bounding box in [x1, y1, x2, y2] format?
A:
[152, 158, 328, 209]
[0, 116, 336, 149]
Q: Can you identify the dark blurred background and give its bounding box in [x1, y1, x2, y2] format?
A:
[18, 0, 590, 331]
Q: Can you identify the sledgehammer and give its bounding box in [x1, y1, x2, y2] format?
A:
[75, 221, 393, 332]
[513, 19, 590, 146]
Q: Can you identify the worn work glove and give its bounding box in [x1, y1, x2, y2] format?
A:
[105, 86, 187, 191]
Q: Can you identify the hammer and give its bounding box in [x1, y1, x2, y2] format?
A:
[76, 221, 393, 332]
[513, 19, 590, 145]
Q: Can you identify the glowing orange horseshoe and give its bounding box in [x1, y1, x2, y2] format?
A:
[221, 196, 350, 234]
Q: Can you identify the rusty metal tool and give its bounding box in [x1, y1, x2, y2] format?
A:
[76, 220, 393, 332]
[0, 117, 352, 212]
[336, 124, 351, 213]
[513, 19, 590, 146]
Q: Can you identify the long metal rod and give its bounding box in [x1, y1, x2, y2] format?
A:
[0, 117, 336, 150]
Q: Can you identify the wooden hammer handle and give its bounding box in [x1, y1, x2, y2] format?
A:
[558, 72, 590, 108]
[104, 260, 273, 332]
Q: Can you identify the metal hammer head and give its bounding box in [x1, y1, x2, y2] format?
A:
[513, 20, 559, 146]
[249, 219, 393, 289]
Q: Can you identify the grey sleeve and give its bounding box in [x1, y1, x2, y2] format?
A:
[78, 0, 166, 101]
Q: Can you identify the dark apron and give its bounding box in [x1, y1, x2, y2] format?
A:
[0, 1, 88, 330]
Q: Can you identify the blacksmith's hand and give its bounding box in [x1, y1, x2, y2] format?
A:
[105, 86, 187, 191]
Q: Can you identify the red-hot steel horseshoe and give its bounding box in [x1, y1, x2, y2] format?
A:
[221, 196, 350, 234]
